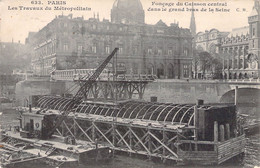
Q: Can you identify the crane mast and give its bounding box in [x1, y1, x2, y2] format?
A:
[46, 48, 119, 138]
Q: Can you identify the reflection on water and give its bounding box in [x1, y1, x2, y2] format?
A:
[1, 109, 259, 168]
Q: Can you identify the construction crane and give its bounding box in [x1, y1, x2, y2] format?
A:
[45, 48, 119, 138]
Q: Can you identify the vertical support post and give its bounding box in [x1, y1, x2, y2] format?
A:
[112, 117, 116, 157]
[162, 127, 166, 163]
[220, 125, 225, 142]
[177, 133, 180, 152]
[235, 86, 238, 106]
[92, 121, 96, 142]
[129, 126, 133, 157]
[147, 125, 151, 160]
[225, 123, 230, 140]
[62, 121, 65, 136]
[214, 121, 218, 151]
[73, 119, 76, 138]
[194, 105, 198, 151]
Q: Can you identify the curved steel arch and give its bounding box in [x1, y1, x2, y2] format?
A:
[39, 97, 55, 108]
[155, 104, 177, 121]
[128, 102, 149, 119]
[84, 104, 93, 114]
[104, 108, 111, 116]
[75, 103, 84, 113]
[55, 98, 69, 110]
[134, 103, 154, 119]
[83, 104, 91, 114]
[141, 103, 162, 120]
[163, 104, 183, 122]
[78, 105, 88, 113]
[99, 107, 108, 115]
[115, 101, 137, 118]
[37, 96, 49, 107]
[54, 98, 69, 110]
[39, 97, 53, 108]
[179, 105, 195, 124]
[171, 105, 191, 123]
[122, 102, 142, 118]
[188, 113, 194, 126]
[60, 99, 74, 111]
[77, 104, 86, 113]
[148, 104, 168, 121]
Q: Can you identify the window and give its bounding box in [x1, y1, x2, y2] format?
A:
[183, 64, 189, 78]
[184, 48, 188, 56]
[77, 45, 83, 54]
[52, 43, 56, 53]
[92, 45, 97, 53]
[158, 49, 162, 55]
[253, 28, 255, 36]
[168, 49, 172, 55]
[148, 48, 152, 55]
[133, 46, 138, 55]
[119, 47, 123, 54]
[105, 45, 110, 54]
[63, 43, 68, 51]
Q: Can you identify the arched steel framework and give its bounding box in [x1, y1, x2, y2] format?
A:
[74, 101, 202, 126]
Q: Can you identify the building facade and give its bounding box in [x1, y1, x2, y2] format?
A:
[193, 0, 260, 79]
[29, 0, 193, 79]
[222, 0, 260, 79]
[221, 27, 250, 79]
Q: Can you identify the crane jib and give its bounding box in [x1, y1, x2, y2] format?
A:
[46, 48, 119, 138]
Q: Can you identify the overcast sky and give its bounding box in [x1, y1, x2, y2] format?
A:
[0, 0, 255, 43]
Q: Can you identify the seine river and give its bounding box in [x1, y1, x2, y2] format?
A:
[0, 109, 259, 168]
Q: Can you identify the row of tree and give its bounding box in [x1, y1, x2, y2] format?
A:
[192, 50, 223, 79]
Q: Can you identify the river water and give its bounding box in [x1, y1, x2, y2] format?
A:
[0, 109, 259, 168]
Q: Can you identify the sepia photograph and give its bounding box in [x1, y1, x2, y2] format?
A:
[0, 0, 259, 167]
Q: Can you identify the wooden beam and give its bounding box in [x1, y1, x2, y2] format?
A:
[115, 129, 133, 152]
[116, 130, 130, 145]
[63, 121, 75, 138]
[93, 123, 114, 147]
[149, 132, 178, 158]
[56, 128, 62, 136]
[74, 119, 94, 143]
[129, 127, 150, 154]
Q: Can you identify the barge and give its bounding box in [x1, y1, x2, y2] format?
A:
[0, 48, 246, 166]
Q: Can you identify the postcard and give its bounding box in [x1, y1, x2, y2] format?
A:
[0, 0, 259, 167]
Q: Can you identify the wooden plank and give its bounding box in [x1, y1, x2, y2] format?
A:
[179, 140, 216, 145]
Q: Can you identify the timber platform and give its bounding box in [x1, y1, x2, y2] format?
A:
[1, 99, 246, 166]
